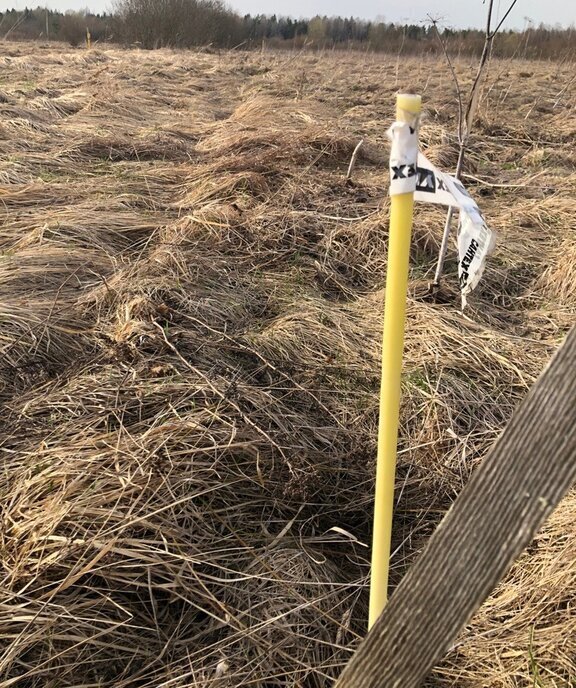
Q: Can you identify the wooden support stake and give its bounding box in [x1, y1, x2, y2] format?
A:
[337, 326, 576, 687]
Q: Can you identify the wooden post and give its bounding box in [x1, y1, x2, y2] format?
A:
[336, 327, 576, 687]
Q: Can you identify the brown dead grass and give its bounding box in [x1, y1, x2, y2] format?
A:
[0, 42, 574, 688]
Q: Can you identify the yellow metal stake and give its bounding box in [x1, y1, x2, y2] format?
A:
[369, 93, 421, 629]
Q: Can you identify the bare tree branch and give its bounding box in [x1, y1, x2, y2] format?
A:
[428, 15, 464, 144]
[490, 0, 521, 38]
[484, 0, 495, 35]
[433, 0, 519, 290]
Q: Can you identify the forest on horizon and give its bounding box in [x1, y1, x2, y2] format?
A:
[1, 1, 574, 59]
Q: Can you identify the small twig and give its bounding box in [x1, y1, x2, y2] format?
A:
[346, 139, 364, 181]
[462, 170, 550, 189]
[428, 16, 464, 144]
[394, 27, 407, 88]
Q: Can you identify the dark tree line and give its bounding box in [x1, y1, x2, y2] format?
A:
[1, 3, 574, 60]
[0, 7, 113, 46]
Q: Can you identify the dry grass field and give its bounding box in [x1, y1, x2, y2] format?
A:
[0, 41, 574, 687]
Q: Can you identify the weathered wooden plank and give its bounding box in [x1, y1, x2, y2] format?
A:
[336, 326, 576, 688]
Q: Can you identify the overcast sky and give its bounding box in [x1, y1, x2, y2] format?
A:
[1, 0, 575, 29]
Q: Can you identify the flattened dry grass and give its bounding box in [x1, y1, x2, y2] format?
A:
[0, 42, 574, 687]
